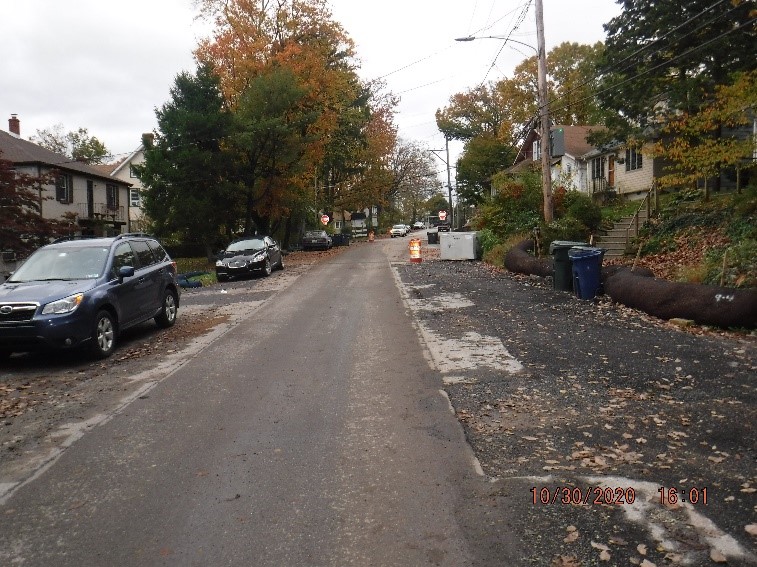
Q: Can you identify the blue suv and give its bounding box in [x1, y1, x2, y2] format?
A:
[0, 233, 180, 359]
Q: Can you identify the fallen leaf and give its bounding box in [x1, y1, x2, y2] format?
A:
[710, 549, 727, 563]
[640, 560, 656, 567]
[551, 555, 581, 567]
[591, 541, 610, 551]
[564, 531, 579, 543]
[746, 524, 757, 536]
[637, 544, 648, 555]
[599, 550, 611, 561]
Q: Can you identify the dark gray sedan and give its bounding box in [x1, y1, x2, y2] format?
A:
[301, 230, 333, 251]
[215, 236, 284, 282]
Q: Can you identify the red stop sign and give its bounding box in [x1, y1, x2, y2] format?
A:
[320, 214, 330, 225]
[438, 210, 447, 221]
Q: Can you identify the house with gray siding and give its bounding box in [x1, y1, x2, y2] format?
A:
[1, 115, 131, 237]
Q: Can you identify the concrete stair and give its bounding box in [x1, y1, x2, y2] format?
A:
[596, 208, 650, 258]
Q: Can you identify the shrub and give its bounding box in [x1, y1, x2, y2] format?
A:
[563, 191, 602, 232]
[482, 242, 509, 266]
[540, 217, 591, 246]
[477, 228, 501, 253]
[703, 240, 757, 288]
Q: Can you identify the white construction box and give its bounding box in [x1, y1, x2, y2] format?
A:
[439, 232, 480, 260]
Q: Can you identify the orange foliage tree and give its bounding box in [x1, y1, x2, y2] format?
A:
[195, 0, 397, 234]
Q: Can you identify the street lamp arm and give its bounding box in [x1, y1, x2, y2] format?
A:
[454, 35, 538, 53]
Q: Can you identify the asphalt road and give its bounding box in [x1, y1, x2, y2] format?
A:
[0, 238, 520, 566]
[1, 234, 754, 566]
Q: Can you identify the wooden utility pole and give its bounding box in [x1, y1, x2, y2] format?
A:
[535, 0, 553, 223]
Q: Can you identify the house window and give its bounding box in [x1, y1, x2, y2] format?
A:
[591, 157, 605, 179]
[335, 220, 343, 230]
[129, 165, 139, 178]
[55, 173, 73, 203]
[130, 188, 142, 208]
[625, 148, 643, 171]
[106, 184, 119, 210]
[533, 140, 541, 160]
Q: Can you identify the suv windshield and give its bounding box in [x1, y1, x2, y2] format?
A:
[227, 238, 266, 253]
[305, 231, 327, 238]
[9, 247, 110, 282]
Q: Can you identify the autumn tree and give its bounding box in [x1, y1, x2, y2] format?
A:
[435, 84, 517, 204]
[437, 42, 605, 204]
[229, 65, 319, 235]
[0, 153, 64, 256]
[383, 140, 440, 223]
[31, 124, 110, 164]
[652, 71, 757, 199]
[138, 63, 239, 258]
[195, 0, 395, 228]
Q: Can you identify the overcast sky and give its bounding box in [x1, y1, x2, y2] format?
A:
[1, 0, 620, 170]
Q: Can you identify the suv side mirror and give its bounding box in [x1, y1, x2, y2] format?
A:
[118, 265, 135, 282]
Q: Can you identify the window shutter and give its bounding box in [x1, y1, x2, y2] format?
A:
[55, 176, 65, 202]
[67, 175, 73, 204]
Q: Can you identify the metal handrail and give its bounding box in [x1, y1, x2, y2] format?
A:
[624, 185, 655, 250]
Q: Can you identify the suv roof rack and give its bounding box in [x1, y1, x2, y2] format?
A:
[52, 235, 98, 243]
[116, 232, 154, 240]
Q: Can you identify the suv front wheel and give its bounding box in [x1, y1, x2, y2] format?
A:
[155, 289, 178, 328]
[91, 310, 116, 359]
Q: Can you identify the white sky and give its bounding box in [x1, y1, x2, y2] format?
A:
[1, 0, 620, 175]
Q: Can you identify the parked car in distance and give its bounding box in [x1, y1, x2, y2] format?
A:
[215, 236, 284, 282]
[0, 233, 180, 360]
[390, 224, 409, 237]
[302, 230, 333, 251]
[436, 222, 451, 232]
[412, 221, 425, 230]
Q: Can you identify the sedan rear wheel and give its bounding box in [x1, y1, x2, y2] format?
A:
[91, 310, 116, 359]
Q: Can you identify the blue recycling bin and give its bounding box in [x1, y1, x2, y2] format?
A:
[568, 247, 604, 300]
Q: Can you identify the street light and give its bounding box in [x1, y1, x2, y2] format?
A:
[454, 36, 537, 53]
[454, 2, 554, 223]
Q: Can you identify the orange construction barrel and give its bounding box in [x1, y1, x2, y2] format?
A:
[409, 238, 422, 263]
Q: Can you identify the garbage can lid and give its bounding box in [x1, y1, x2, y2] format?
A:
[548, 240, 590, 254]
[568, 247, 603, 259]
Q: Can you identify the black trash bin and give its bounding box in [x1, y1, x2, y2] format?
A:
[427, 231, 439, 245]
[548, 240, 589, 291]
[331, 234, 350, 246]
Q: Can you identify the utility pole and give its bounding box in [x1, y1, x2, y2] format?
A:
[445, 136, 453, 228]
[428, 140, 454, 228]
[535, 0, 553, 223]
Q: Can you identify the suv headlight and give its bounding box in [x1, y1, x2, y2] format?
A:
[252, 252, 266, 262]
[42, 293, 84, 315]
[215, 260, 224, 267]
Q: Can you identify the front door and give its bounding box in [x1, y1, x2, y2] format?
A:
[608, 156, 615, 187]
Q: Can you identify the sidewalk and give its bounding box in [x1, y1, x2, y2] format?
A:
[393, 255, 756, 566]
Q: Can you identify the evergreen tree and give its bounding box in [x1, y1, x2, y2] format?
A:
[137, 63, 237, 257]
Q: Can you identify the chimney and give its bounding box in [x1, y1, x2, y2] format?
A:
[8, 114, 20, 135]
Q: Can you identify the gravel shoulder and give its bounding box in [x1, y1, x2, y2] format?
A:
[394, 254, 756, 567]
